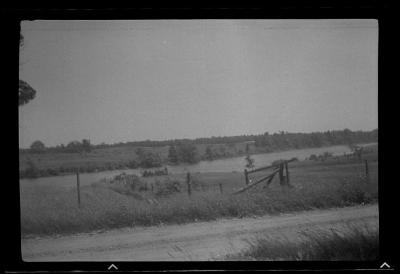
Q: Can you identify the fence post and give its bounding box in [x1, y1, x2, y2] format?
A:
[244, 169, 249, 185]
[219, 183, 223, 194]
[76, 171, 81, 208]
[186, 172, 192, 197]
[279, 164, 284, 186]
[285, 162, 290, 185]
[365, 160, 370, 183]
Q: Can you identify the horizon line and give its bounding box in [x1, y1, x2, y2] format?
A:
[19, 127, 378, 149]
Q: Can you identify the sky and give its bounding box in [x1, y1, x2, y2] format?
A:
[19, 19, 378, 148]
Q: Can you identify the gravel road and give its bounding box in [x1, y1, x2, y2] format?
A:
[21, 204, 378, 261]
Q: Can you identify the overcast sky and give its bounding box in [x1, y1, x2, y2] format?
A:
[19, 19, 378, 148]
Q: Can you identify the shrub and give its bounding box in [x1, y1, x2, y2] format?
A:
[155, 177, 182, 197]
[126, 160, 138, 169]
[309, 154, 318, 161]
[107, 173, 148, 195]
[22, 159, 40, 179]
[138, 152, 162, 168]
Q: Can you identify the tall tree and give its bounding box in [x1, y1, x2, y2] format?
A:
[82, 139, 92, 152]
[177, 143, 199, 164]
[19, 34, 36, 106]
[30, 140, 46, 153]
[168, 145, 179, 164]
[205, 146, 214, 161]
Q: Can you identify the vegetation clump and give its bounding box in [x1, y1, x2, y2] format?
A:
[225, 225, 378, 261]
[142, 167, 168, 177]
[154, 178, 182, 197]
[103, 173, 148, 197]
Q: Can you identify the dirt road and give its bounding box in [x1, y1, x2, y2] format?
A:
[21, 204, 378, 261]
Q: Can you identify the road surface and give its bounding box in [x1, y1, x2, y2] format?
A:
[21, 204, 378, 261]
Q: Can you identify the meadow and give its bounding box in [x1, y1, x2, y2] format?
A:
[20, 147, 378, 237]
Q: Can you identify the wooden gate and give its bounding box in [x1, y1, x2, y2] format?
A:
[233, 158, 295, 195]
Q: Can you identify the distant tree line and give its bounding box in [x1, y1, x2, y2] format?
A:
[168, 143, 199, 164]
[21, 129, 377, 154]
[21, 139, 93, 154]
[251, 129, 378, 152]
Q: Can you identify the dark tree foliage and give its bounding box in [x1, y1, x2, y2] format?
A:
[176, 143, 199, 164]
[19, 34, 36, 106]
[137, 151, 162, 168]
[81, 139, 92, 152]
[204, 146, 214, 161]
[168, 145, 179, 164]
[19, 80, 36, 106]
[37, 129, 378, 154]
[63, 139, 92, 153]
[30, 140, 46, 153]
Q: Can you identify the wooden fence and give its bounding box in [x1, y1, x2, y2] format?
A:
[73, 157, 372, 207]
[233, 159, 296, 195]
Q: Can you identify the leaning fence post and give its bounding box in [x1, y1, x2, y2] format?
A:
[365, 160, 370, 183]
[76, 171, 81, 208]
[186, 172, 192, 197]
[285, 162, 290, 185]
[244, 169, 249, 185]
[279, 164, 284, 186]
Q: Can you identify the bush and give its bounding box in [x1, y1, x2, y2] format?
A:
[22, 160, 40, 179]
[126, 160, 138, 169]
[107, 173, 148, 195]
[142, 167, 168, 177]
[309, 154, 318, 161]
[155, 177, 182, 197]
[138, 152, 162, 168]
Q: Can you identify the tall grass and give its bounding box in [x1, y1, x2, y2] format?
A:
[224, 224, 379, 261]
[20, 160, 378, 237]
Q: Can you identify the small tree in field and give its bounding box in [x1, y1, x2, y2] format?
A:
[30, 140, 46, 153]
[168, 145, 179, 164]
[81, 139, 92, 153]
[245, 154, 255, 169]
[177, 143, 199, 164]
[205, 146, 214, 161]
[24, 158, 40, 178]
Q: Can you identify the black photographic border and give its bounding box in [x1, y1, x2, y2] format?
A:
[3, 3, 395, 273]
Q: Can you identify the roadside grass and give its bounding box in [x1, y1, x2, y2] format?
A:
[20, 159, 378, 237]
[224, 224, 379, 261]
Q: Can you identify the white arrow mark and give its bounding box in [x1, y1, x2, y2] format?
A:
[380, 262, 391, 269]
[108, 264, 118, 270]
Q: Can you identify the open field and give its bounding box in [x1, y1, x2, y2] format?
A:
[21, 204, 378, 261]
[20, 147, 378, 237]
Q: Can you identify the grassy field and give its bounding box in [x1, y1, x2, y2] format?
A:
[224, 224, 379, 261]
[20, 148, 378, 237]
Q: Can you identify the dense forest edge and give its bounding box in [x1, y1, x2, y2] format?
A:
[20, 128, 378, 179]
